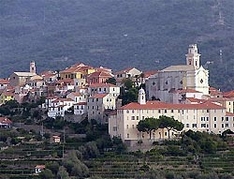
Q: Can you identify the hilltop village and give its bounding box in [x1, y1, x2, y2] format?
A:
[1, 44, 234, 146]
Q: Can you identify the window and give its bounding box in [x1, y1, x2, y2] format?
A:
[186, 124, 189, 128]
[126, 125, 129, 129]
[164, 110, 167, 113]
[131, 116, 135, 120]
[127, 134, 129, 138]
[192, 124, 197, 128]
[113, 127, 117, 131]
[136, 116, 139, 120]
[159, 110, 161, 113]
[225, 124, 229, 127]
[165, 132, 167, 136]
[132, 125, 134, 129]
[132, 110, 134, 113]
[214, 124, 216, 128]
[171, 110, 174, 113]
[201, 124, 206, 128]
[226, 117, 229, 121]
[214, 117, 216, 121]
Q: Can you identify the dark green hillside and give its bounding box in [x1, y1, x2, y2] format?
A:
[0, 0, 233, 90]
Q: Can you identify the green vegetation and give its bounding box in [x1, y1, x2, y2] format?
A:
[0, 100, 233, 178]
[137, 116, 184, 139]
[0, 0, 234, 90]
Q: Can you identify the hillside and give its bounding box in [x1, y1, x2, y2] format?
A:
[0, 0, 234, 90]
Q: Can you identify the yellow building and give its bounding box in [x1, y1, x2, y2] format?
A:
[0, 91, 14, 105]
[60, 63, 95, 80]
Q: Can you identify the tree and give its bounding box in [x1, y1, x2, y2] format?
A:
[158, 115, 184, 139]
[106, 77, 116, 85]
[57, 166, 70, 179]
[137, 117, 160, 139]
[122, 78, 133, 90]
[39, 169, 54, 179]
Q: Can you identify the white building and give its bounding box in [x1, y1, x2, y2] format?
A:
[87, 83, 120, 123]
[47, 98, 74, 118]
[109, 89, 234, 146]
[146, 44, 209, 102]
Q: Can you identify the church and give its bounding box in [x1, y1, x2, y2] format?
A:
[145, 44, 209, 103]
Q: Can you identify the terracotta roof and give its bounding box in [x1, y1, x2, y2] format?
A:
[226, 112, 234, 116]
[88, 71, 112, 78]
[0, 79, 9, 84]
[223, 90, 234, 98]
[0, 117, 12, 125]
[90, 94, 108, 98]
[2, 91, 14, 96]
[95, 66, 112, 73]
[209, 86, 222, 96]
[143, 70, 158, 78]
[186, 97, 206, 103]
[120, 101, 225, 110]
[35, 165, 45, 169]
[75, 102, 87, 105]
[88, 83, 116, 88]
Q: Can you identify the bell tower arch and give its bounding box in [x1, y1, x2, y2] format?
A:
[186, 44, 201, 69]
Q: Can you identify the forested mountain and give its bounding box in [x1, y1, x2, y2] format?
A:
[0, 0, 234, 91]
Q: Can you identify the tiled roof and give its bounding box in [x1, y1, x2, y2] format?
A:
[0, 79, 9, 84]
[88, 83, 116, 88]
[226, 112, 234, 116]
[0, 117, 12, 124]
[223, 90, 234, 98]
[209, 86, 222, 96]
[35, 165, 45, 169]
[143, 70, 158, 78]
[88, 71, 112, 78]
[75, 102, 87, 105]
[90, 94, 108, 98]
[120, 101, 225, 110]
[186, 97, 205, 103]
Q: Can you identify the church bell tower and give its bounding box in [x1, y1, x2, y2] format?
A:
[30, 61, 36, 74]
[138, 88, 146, 105]
[186, 44, 201, 69]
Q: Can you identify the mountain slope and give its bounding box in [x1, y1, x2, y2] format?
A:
[0, 0, 233, 90]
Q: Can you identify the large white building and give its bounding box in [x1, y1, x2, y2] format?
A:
[87, 83, 120, 123]
[109, 89, 234, 146]
[146, 44, 209, 103]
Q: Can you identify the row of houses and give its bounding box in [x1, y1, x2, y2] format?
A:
[0, 61, 145, 124]
[0, 44, 234, 145]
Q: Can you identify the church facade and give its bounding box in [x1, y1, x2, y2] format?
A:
[146, 44, 209, 102]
